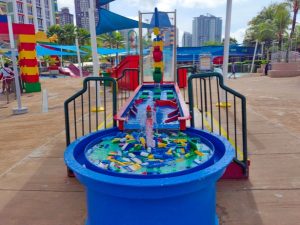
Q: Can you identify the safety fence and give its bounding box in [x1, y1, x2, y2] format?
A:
[187, 72, 248, 176]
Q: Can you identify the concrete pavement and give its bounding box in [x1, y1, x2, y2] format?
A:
[0, 75, 299, 225]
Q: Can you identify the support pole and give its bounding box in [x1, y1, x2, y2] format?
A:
[89, 2, 99, 78]
[218, 0, 232, 108]
[251, 40, 258, 73]
[222, 0, 232, 80]
[7, 14, 28, 114]
[75, 37, 83, 78]
[0, 55, 4, 67]
[89, 0, 104, 112]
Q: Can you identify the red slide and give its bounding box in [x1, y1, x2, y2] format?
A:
[111, 55, 139, 90]
[59, 64, 90, 77]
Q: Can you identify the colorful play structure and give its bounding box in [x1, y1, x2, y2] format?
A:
[0, 15, 41, 93]
[64, 5, 248, 225]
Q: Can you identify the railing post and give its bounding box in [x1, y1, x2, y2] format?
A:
[188, 75, 195, 127]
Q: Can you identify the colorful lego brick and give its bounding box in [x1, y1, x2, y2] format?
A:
[18, 34, 36, 43]
[20, 66, 39, 75]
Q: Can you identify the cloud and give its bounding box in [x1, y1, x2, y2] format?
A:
[57, 0, 75, 15]
[122, 0, 226, 11]
[121, 0, 248, 12]
[230, 28, 246, 44]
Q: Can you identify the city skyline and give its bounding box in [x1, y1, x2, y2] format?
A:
[58, 0, 284, 45]
[1, 0, 57, 32]
[192, 14, 222, 47]
[58, 7, 74, 26]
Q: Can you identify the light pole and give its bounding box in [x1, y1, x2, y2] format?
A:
[222, 0, 232, 80]
[7, 13, 28, 114]
[75, 36, 83, 78]
[89, 0, 104, 112]
[218, 0, 232, 107]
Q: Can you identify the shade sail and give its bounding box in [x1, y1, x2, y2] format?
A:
[40, 44, 87, 54]
[36, 45, 81, 56]
[149, 11, 172, 28]
[96, 8, 150, 35]
[97, 0, 115, 6]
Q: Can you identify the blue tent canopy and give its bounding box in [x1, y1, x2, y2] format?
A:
[150, 11, 172, 28]
[40, 44, 86, 54]
[36, 45, 82, 56]
[97, 0, 115, 6]
[96, 8, 150, 35]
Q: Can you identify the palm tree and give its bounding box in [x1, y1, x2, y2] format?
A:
[273, 3, 290, 51]
[286, 0, 300, 62]
[47, 25, 63, 43]
[98, 32, 125, 49]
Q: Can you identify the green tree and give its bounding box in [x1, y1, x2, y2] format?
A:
[47, 24, 90, 45]
[222, 37, 238, 45]
[98, 32, 125, 49]
[203, 41, 222, 46]
[244, 3, 290, 59]
[285, 0, 299, 62]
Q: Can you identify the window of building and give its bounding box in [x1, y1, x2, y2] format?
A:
[17, 2, 23, 13]
[45, 10, 50, 19]
[44, 0, 49, 8]
[36, 0, 41, 7]
[37, 7, 42, 17]
[46, 20, 51, 28]
[18, 15, 25, 24]
[28, 18, 34, 24]
[38, 18, 43, 29]
[27, 6, 33, 15]
[27, 0, 32, 4]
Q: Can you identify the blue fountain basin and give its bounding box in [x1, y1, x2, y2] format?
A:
[64, 127, 234, 225]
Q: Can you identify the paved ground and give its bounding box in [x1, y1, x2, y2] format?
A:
[0, 75, 299, 225]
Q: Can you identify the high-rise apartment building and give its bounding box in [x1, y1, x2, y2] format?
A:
[2, 0, 57, 32]
[75, 0, 109, 30]
[182, 32, 192, 47]
[0, 0, 6, 14]
[192, 14, 222, 47]
[58, 7, 74, 26]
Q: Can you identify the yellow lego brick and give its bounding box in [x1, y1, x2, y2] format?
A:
[19, 34, 36, 43]
[19, 50, 37, 59]
[153, 61, 164, 68]
[153, 41, 164, 50]
[20, 66, 39, 75]
[194, 150, 204, 157]
[158, 142, 167, 148]
[140, 137, 146, 147]
[148, 154, 154, 159]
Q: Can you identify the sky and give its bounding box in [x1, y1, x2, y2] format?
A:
[58, 0, 283, 45]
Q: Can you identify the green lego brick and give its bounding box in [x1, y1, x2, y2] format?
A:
[24, 82, 41, 93]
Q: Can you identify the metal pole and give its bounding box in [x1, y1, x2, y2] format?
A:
[0, 55, 4, 67]
[138, 11, 143, 83]
[261, 42, 265, 59]
[75, 37, 83, 78]
[7, 14, 28, 114]
[89, 2, 99, 77]
[173, 10, 177, 83]
[251, 40, 258, 73]
[222, 0, 232, 79]
[89, 0, 103, 111]
[220, 0, 232, 104]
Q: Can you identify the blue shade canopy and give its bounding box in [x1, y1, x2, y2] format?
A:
[40, 44, 87, 54]
[150, 11, 172, 28]
[97, 0, 115, 6]
[36, 45, 82, 56]
[96, 9, 150, 35]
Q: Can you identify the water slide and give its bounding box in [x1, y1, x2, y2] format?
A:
[111, 55, 139, 90]
[59, 64, 90, 77]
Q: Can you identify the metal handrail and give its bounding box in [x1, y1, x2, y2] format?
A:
[188, 72, 248, 175]
[64, 76, 117, 146]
